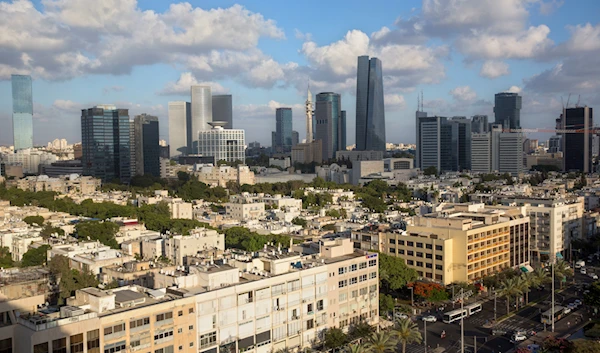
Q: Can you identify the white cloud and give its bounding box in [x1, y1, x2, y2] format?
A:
[450, 86, 477, 102]
[301, 30, 370, 78]
[564, 23, 600, 52]
[384, 94, 406, 111]
[159, 72, 228, 95]
[480, 60, 510, 78]
[52, 99, 84, 111]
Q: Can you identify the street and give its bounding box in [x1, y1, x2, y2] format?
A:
[400, 270, 596, 353]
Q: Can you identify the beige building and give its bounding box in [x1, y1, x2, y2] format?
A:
[291, 140, 323, 165]
[8, 175, 101, 195]
[138, 191, 194, 220]
[165, 229, 225, 266]
[195, 165, 256, 187]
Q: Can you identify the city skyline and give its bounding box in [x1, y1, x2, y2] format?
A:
[0, 0, 599, 147]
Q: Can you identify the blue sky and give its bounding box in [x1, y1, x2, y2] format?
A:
[1, 0, 599, 146]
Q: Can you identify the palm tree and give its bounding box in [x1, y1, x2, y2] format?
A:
[346, 344, 368, 353]
[530, 267, 550, 290]
[366, 331, 398, 353]
[553, 260, 573, 289]
[514, 275, 529, 309]
[394, 318, 422, 353]
[499, 277, 523, 313]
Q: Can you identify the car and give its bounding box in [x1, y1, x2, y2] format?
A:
[422, 315, 437, 323]
[589, 273, 598, 280]
[574, 299, 582, 306]
[563, 307, 572, 314]
[511, 333, 527, 342]
[492, 329, 508, 336]
[396, 313, 409, 320]
[581, 268, 587, 274]
[568, 303, 577, 310]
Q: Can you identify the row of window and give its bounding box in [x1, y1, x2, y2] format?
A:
[338, 272, 377, 288]
[389, 239, 443, 251]
[405, 260, 443, 270]
[389, 248, 443, 260]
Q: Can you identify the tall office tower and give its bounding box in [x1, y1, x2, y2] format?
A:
[305, 86, 314, 142]
[315, 92, 343, 161]
[494, 92, 522, 130]
[471, 133, 492, 173]
[272, 108, 293, 153]
[292, 131, 299, 147]
[134, 114, 160, 177]
[562, 106, 593, 172]
[129, 120, 136, 176]
[548, 135, 562, 153]
[450, 117, 472, 171]
[415, 109, 428, 169]
[471, 115, 489, 133]
[212, 94, 233, 128]
[11, 74, 34, 151]
[593, 135, 600, 157]
[190, 85, 212, 152]
[416, 115, 443, 171]
[81, 105, 131, 183]
[355, 56, 386, 152]
[198, 122, 245, 163]
[168, 101, 191, 157]
[341, 110, 347, 151]
[498, 132, 524, 175]
[440, 120, 459, 171]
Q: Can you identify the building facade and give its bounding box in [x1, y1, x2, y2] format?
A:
[273, 108, 293, 153]
[11, 74, 34, 151]
[134, 114, 160, 177]
[81, 105, 132, 183]
[494, 92, 522, 130]
[191, 85, 213, 152]
[197, 123, 245, 164]
[355, 56, 385, 152]
[562, 106, 593, 172]
[212, 95, 233, 129]
[168, 101, 192, 157]
[315, 93, 343, 161]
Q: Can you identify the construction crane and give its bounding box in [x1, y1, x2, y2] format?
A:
[576, 95, 581, 108]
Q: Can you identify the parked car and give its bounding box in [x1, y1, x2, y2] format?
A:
[422, 315, 437, 323]
[581, 268, 587, 274]
[396, 313, 409, 320]
[511, 333, 527, 342]
[589, 273, 598, 280]
[574, 299, 582, 306]
[568, 303, 577, 310]
[563, 307, 572, 315]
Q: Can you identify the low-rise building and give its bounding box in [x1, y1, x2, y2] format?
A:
[165, 228, 225, 266]
[194, 164, 256, 187]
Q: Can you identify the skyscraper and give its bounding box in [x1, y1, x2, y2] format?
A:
[305, 86, 314, 142]
[471, 115, 489, 133]
[272, 108, 293, 153]
[81, 105, 131, 183]
[134, 114, 160, 177]
[292, 131, 299, 147]
[355, 56, 386, 152]
[416, 115, 472, 173]
[562, 106, 593, 172]
[198, 122, 245, 163]
[494, 92, 522, 130]
[415, 109, 428, 169]
[340, 110, 347, 151]
[191, 85, 212, 152]
[11, 74, 33, 151]
[168, 101, 191, 157]
[315, 92, 343, 161]
[212, 95, 233, 128]
[450, 117, 472, 171]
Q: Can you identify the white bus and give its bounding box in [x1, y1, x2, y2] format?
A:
[465, 302, 482, 316]
[541, 306, 565, 324]
[443, 308, 468, 323]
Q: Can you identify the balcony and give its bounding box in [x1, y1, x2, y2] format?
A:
[18, 312, 98, 332]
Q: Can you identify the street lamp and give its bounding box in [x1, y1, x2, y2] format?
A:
[460, 288, 464, 353]
[424, 319, 427, 353]
[551, 258, 555, 333]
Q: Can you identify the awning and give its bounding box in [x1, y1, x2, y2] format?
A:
[520, 266, 528, 273]
[524, 265, 534, 273]
[556, 253, 564, 259]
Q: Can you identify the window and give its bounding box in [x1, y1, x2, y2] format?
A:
[407, 241, 414, 247]
[34, 342, 47, 353]
[416, 252, 423, 257]
[435, 255, 443, 261]
[426, 263, 432, 269]
[189, 307, 194, 314]
[426, 253, 432, 259]
[130, 317, 150, 329]
[369, 284, 377, 293]
[306, 319, 314, 329]
[317, 299, 324, 311]
[389, 248, 396, 253]
[178, 328, 183, 334]
[156, 311, 173, 322]
[407, 250, 414, 256]
[435, 245, 443, 251]
[52, 338, 67, 353]
[398, 249, 405, 255]
[87, 330, 99, 353]
[349, 277, 357, 285]
[416, 242, 423, 248]
[359, 262, 367, 269]
[426, 244, 433, 249]
[103, 341, 126, 353]
[350, 264, 357, 272]
[435, 265, 443, 270]
[189, 325, 194, 330]
[360, 287, 368, 295]
[154, 330, 174, 342]
[359, 274, 367, 282]
[178, 310, 183, 317]
[338, 267, 347, 275]
[416, 261, 423, 267]
[70, 334, 83, 353]
[369, 272, 377, 279]
[307, 303, 313, 313]
[407, 260, 414, 265]
[103, 323, 125, 337]
[154, 347, 174, 353]
[351, 290, 358, 298]
[200, 332, 217, 348]
[368, 259, 377, 267]
[339, 292, 347, 302]
[338, 280, 347, 288]
[389, 239, 396, 244]
[398, 240, 405, 245]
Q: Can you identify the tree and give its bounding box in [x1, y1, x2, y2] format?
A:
[0, 247, 14, 268]
[326, 209, 341, 218]
[379, 294, 395, 316]
[345, 344, 368, 353]
[324, 327, 347, 349]
[291, 217, 307, 228]
[40, 224, 65, 239]
[541, 336, 573, 353]
[553, 260, 573, 289]
[408, 282, 449, 302]
[49, 255, 99, 304]
[570, 339, 600, 353]
[499, 277, 523, 313]
[366, 331, 398, 353]
[395, 318, 422, 353]
[379, 252, 418, 291]
[423, 166, 438, 176]
[75, 221, 120, 249]
[23, 215, 44, 226]
[348, 321, 375, 341]
[584, 282, 600, 309]
[21, 244, 51, 267]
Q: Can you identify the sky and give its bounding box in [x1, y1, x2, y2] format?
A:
[0, 0, 599, 147]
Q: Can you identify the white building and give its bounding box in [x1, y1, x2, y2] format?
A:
[191, 85, 213, 153]
[168, 101, 191, 157]
[197, 122, 246, 163]
[165, 228, 225, 265]
[225, 202, 266, 221]
[11, 233, 44, 261]
[4, 149, 58, 174]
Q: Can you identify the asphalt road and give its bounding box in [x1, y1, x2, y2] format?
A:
[401, 269, 597, 353]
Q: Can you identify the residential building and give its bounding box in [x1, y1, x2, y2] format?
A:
[165, 229, 224, 266]
[81, 105, 132, 183]
[168, 101, 192, 157]
[12, 74, 33, 151]
[315, 92, 343, 161]
[525, 152, 563, 170]
[197, 122, 245, 163]
[494, 92, 522, 130]
[11, 233, 43, 261]
[4, 148, 58, 174]
[194, 164, 255, 187]
[8, 175, 101, 194]
[134, 114, 160, 177]
[137, 191, 193, 219]
[291, 140, 323, 165]
[212, 94, 233, 129]
[273, 108, 293, 153]
[225, 200, 266, 221]
[355, 56, 385, 152]
[562, 106, 593, 172]
[191, 85, 213, 152]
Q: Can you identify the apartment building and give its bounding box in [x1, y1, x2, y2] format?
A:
[194, 164, 256, 188]
[499, 196, 584, 263]
[8, 175, 101, 195]
[382, 203, 529, 284]
[225, 195, 266, 221]
[0, 238, 378, 353]
[165, 229, 225, 266]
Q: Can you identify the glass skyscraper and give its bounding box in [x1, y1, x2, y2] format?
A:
[134, 114, 160, 177]
[355, 56, 386, 152]
[314, 92, 343, 160]
[273, 108, 293, 152]
[494, 92, 522, 130]
[11, 74, 34, 151]
[212, 95, 233, 129]
[81, 105, 131, 183]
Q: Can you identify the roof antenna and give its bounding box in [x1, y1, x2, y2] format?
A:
[421, 90, 424, 111]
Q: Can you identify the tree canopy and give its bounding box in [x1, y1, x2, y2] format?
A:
[49, 255, 99, 304]
[23, 215, 44, 226]
[21, 244, 51, 267]
[224, 227, 290, 252]
[0, 247, 14, 268]
[378, 252, 418, 291]
[75, 221, 120, 249]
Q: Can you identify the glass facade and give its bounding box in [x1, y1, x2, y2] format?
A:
[168, 101, 191, 157]
[564, 107, 593, 172]
[81, 105, 131, 183]
[212, 95, 233, 129]
[11, 74, 33, 150]
[315, 92, 342, 160]
[134, 114, 160, 177]
[494, 92, 522, 130]
[340, 110, 347, 151]
[274, 108, 293, 152]
[355, 56, 386, 152]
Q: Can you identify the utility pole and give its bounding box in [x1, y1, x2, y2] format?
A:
[493, 288, 497, 324]
[461, 288, 464, 353]
[474, 336, 477, 353]
[424, 319, 427, 353]
[409, 287, 414, 307]
[452, 286, 455, 308]
[552, 259, 555, 332]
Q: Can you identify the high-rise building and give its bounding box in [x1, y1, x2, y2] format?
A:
[450, 117, 472, 171]
[11, 74, 34, 151]
[498, 132, 524, 175]
[129, 120, 136, 176]
[548, 135, 562, 153]
[494, 92, 522, 130]
[134, 114, 160, 177]
[197, 122, 245, 163]
[416, 115, 442, 171]
[471, 133, 492, 174]
[416, 116, 472, 173]
[341, 110, 347, 151]
[81, 105, 131, 183]
[305, 86, 314, 142]
[355, 56, 386, 152]
[562, 106, 593, 172]
[414, 109, 428, 169]
[272, 108, 293, 153]
[292, 131, 299, 147]
[315, 92, 343, 161]
[168, 101, 191, 157]
[212, 94, 233, 128]
[191, 85, 212, 152]
[471, 115, 488, 133]
[470, 124, 523, 175]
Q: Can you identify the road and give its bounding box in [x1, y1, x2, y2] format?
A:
[401, 269, 596, 353]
